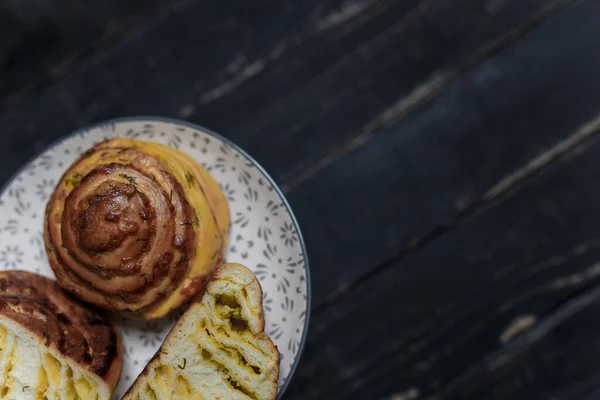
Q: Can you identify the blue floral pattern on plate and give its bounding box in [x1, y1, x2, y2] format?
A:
[0, 118, 310, 399]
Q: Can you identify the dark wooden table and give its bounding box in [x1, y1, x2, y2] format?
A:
[2, 0, 600, 398]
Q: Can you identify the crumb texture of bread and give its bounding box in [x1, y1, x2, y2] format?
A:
[0, 270, 122, 400]
[123, 263, 280, 400]
[0, 322, 106, 399]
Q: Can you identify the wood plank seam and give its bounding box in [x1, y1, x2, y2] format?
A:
[315, 0, 380, 32]
[0, 0, 182, 111]
[496, 260, 600, 319]
[0, 0, 384, 118]
[329, 251, 600, 398]
[199, 0, 533, 143]
[188, 0, 395, 111]
[311, 111, 600, 316]
[280, 0, 579, 193]
[432, 281, 600, 399]
[493, 238, 600, 297]
[326, 259, 600, 399]
[191, 0, 385, 109]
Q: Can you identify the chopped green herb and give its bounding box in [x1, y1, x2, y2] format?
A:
[23, 386, 29, 392]
[119, 173, 136, 183]
[65, 173, 83, 188]
[185, 172, 196, 187]
[173, 256, 189, 269]
[178, 358, 187, 369]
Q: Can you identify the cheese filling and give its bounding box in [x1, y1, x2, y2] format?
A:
[126, 278, 277, 400]
[0, 322, 101, 400]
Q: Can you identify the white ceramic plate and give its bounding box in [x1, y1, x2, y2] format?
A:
[0, 117, 310, 399]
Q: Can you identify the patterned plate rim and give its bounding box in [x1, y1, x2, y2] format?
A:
[0, 115, 312, 399]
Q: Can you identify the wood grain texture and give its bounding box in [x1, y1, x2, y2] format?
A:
[279, 1, 600, 398]
[439, 286, 600, 399]
[0, 0, 350, 184]
[0, 0, 173, 104]
[287, 0, 600, 309]
[1, 0, 599, 399]
[0, 0, 575, 188]
[285, 103, 600, 400]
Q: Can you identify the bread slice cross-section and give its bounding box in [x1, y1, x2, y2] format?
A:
[0, 270, 122, 400]
[122, 263, 280, 400]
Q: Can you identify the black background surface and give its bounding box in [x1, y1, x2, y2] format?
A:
[2, 1, 600, 398]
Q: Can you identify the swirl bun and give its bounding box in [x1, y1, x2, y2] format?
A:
[44, 138, 230, 319]
[0, 270, 122, 400]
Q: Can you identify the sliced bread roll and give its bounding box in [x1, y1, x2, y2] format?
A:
[122, 263, 280, 400]
[0, 270, 123, 400]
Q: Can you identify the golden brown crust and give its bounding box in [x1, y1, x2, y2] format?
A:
[0, 270, 123, 387]
[122, 263, 280, 400]
[208, 263, 267, 331]
[44, 138, 229, 315]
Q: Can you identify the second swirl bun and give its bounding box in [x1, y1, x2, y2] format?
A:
[44, 138, 230, 319]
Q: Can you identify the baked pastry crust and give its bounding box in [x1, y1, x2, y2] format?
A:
[0, 270, 122, 399]
[44, 138, 230, 318]
[122, 263, 280, 400]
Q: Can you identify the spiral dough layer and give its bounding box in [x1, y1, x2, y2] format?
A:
[0, 270, 122, 382]
[44, 138, 230, 318]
